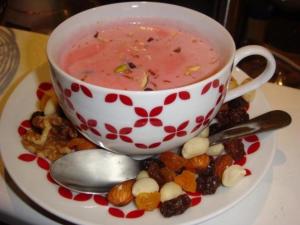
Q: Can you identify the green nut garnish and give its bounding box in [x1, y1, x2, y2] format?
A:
[114, 64, 130, 74]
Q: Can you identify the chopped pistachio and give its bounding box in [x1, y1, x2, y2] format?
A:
[140, 72, 149, 89]
[184, 65, 201, 76]
[114, 64, 131, 74]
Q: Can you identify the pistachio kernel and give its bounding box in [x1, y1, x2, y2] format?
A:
[184, 65, 201, 76]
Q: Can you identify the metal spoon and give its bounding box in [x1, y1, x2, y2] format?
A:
[50, 110, 291, 194]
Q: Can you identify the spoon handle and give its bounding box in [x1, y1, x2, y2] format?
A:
[208, 110, 291, 145]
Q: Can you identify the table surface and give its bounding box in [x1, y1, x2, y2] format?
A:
[0, 28, 299, 225]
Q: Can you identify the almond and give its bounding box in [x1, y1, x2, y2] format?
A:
[107, 179, 135, 206]
[214, 154, 234, 179]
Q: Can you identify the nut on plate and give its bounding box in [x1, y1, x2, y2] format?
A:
[182, 137, 209, 159]
[107, 179, 135, 206]
[214, 154, 234, 179]
[222, 164, 246, 187]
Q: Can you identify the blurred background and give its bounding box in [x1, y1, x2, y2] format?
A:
[0, 0, 299, 89]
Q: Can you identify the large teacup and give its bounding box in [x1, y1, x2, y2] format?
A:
[47, 2, 276, 156]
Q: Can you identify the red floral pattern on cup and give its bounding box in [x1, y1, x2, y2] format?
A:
[163, 120, 189, 141]
[76, 113, 101, 136]
[134, 106, 163, 127]
[105, 124, 133, 143]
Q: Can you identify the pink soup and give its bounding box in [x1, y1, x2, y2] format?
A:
[60, 19, 221, 91]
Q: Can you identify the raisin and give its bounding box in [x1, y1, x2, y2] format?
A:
[215, 107, 249, 130]
[147, 162, 166, 186]
[223, 139, 245, 161]
[140, 157, 164, 170]
[30, 111, 45, 134]
[196, 175, 220, 195]
[197, 156, 215, 177]
[160, 194, 191, 217]
[228, 97, 249, 111]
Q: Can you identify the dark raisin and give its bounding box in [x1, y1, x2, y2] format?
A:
[127, 62, 136, 69]
[147, 37, 154, 42]
[228, 97, 249, 111]
[93, 32, 99, 38]
[223, 139, 245, 161]
[30, 111, 45, 133]
[173, 47, 181, 53]
[196, 175, 221, 195]
[144, 87, 153, 91]
[140, 157, 164, 170]
[147, 163, 166, 186]
[160, 194, 191, 217]
[215, 107, 249, 130]
[197, 156, 215, 177]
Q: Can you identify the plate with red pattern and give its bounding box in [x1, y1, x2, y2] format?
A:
[0, 66, 275, 225]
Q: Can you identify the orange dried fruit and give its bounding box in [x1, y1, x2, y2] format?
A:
[214, 154, 234, 179]
[135, 192, 160, 211]
[185, 154, 210, 172]
[174, 170, 197, 193]
[159, 167, 176, 182]
[68, 137, 97, 150]
[159, 151, 187, 171]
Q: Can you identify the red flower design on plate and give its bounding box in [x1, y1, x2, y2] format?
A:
[105, 124, 133, 143]
[76, 113, 101, 136]
[134, 106, 163, 127]
[163, 120, 189, 141]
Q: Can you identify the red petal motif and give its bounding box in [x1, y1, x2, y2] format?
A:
[108, 207, 125, 218]
[201, 82, 212, 95]
[178, 120, 189, 130]
[179, 91, 190, 100]
[126, 209, 145, 218]
[247, 142, 260, 154]
[150, 118, 163, 127]
[39, 82, 52, 91]
[134, 119, 148, 127]
[18, 153, 36, 162]
[71, 83, 80, 92]
[191, 197, 202, 206]
[105, 123, 117, 133]
[119, 95, 133, 106]
[37, 157, 50, 170]
[164, 126, 176, 133]
[119, 127, 132, 135]
[80, 85, 93, 98]
[164, 93, 177, 105]
[212, 79, 219, 88]
[134, 107, 148, 117]
[105, 94, 118, 103]
[120, 135, 133, 143]
[150, 106, 163, 117]
[58, 187, 73, 199]
[76, 113, 86, 124]
[18, 126, 27, 136]
[244, 135, 259, 142]
[73, 193, 92, 201]
[21, 120, 31, 128]
[94, 195, 108, 206]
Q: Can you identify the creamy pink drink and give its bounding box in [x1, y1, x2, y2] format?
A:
[60, 19, 221, 91]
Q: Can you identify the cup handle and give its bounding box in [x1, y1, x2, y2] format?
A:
[224, 45, 276, 102]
